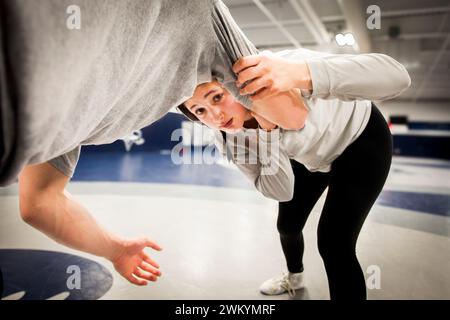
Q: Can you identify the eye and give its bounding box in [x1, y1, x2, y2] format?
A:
[213, 93, 223, 103]
[194, 108, 206, 116]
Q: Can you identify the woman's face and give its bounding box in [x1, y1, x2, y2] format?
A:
[184, 81, 252, 134]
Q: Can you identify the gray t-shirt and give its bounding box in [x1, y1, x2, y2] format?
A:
[0, 0, 256, 184]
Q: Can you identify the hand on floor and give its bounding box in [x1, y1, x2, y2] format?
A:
[110, 237, 162, 286]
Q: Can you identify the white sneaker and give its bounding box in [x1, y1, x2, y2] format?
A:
[259, 272, 304, 298]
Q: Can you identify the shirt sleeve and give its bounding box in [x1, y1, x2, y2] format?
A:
[274, 48, 411, 101]
[215, 129, 295, 202]
[48, 146, 81, 178]
[211, 0, 258, 110]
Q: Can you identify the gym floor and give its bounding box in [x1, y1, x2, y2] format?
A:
[0, 151, 449, 300]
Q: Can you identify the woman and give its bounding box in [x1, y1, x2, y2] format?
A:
[177, 48, 411, 299]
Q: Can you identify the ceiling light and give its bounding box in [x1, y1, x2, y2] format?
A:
[335, 33, 346, 46]
[335, 33, 356, 46]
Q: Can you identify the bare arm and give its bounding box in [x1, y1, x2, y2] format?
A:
[19, 162, 162, 285]
[250, 88, 309, 131]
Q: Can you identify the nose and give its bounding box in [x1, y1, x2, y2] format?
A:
[211, 108, 225, 123]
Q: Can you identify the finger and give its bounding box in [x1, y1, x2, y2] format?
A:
[145, 238, 162, 251]
[142, 251, 160, 269]
[127, 274, 148, 286]
[134, 267, 158, 282]
[236, 66, 263, 86]
[250, 87, 274, 101]
[239, 77, 269, 96]
[140, 261, 162, 276]
[232, 55, 262, 74]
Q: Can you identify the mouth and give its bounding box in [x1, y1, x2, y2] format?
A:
[221, 118, 233, 129]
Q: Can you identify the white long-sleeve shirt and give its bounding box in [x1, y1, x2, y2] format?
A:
[214, 48, 411, 202]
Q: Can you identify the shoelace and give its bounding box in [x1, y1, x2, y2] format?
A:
[279, 274, 296, 298]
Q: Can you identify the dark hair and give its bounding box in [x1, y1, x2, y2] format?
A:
[177, 103, 201, 122]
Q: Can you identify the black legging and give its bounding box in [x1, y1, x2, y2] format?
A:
[277, 103, 392, 300]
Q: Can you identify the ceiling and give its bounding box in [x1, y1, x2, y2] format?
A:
[223, 0, 450, 102]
